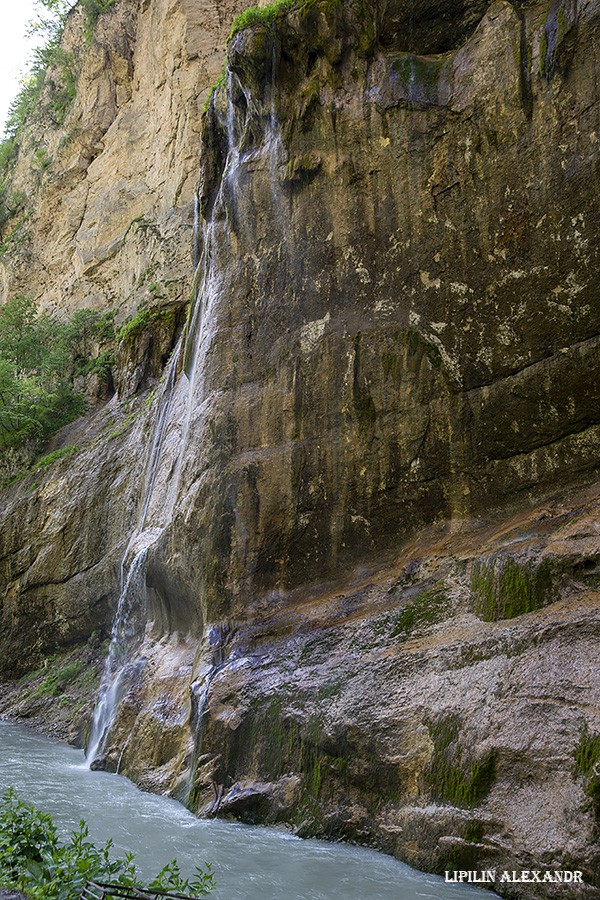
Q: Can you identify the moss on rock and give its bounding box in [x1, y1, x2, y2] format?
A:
[471, 557, 554, 621]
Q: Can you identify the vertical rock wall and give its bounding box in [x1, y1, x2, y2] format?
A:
[146, 0, 600, 620]
[0, 0, 246, 322]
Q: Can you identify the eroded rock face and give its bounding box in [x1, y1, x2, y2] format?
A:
[2, 0, 600, 894]
[168, 0, 600, 615]
[0, 0, 246, 323]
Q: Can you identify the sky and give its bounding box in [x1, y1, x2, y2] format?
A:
[0, 0, 42, 136]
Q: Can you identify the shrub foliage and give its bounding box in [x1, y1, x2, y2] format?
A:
[0, 295, 115, 450]
[0, 296, 82, 448]
[0, 789, 215, 899]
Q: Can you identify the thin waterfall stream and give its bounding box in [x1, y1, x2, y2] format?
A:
[87, 69, 258, 769]
[0, 722, 496, 900]
[87, 344, 183, 764]
[87, 125, 230, 765]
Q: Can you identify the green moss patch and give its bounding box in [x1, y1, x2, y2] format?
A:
[426, 715, 495, 807]
[393, 583, 450, 636]
[574, 727, 600, 778]
[463, 820, 485, 843]
[573, 726, 600, 820]
[471, 556, 553, 621]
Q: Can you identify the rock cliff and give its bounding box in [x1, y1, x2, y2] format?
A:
[2, 0, 600, 894]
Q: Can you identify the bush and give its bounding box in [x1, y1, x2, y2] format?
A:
[46, 49, 78, 124]
[227, 0, 297, 42]
[0, 138, 18, 174]
[0, 295, 87, 449]
[0, 297, 119, 460]
[69, 310, 116, 380]
[33, 661, 83, 697]
[0, 180, 27, 232]
[0, 790, 215, 899]
[4, 71, 46, 142]
[81, 0, 118, 43]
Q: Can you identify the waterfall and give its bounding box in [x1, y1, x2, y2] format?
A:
[543, 1, 561, 80]
[116, 725, 134, 774]
[183, 624, 232, 810]
[86, 40, 253, 772]
[140, 342, 181, 529]
[86, 548, 150, 764]
[87, 346, 181, 765]
[87, 71, 241, 766]
[225, 72, 240, 189]
[193, 192, 200, 271]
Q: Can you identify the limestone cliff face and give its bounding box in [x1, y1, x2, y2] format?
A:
[1, 0, 244, 322]
[2, 0, 600, 894]
[183, 0, 600, 610]
[0, 0, 247, 668]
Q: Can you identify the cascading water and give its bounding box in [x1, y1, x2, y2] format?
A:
[543, 0, 561, 80]
[87, 72, 245, 766]
[266, 35, 287, 197]
[139, 342, 181, 530]
[87, 345, 182, 764]
[184, 623, 233, 809]
[86, 548, 149, 764]
[87, 25, 290, 773]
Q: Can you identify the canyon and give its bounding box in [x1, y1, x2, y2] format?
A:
[1, 0, 600, 895]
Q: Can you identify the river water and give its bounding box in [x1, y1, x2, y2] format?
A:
[0, 722, 493, 900]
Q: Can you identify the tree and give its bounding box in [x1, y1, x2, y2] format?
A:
[0, 296, 86, 449]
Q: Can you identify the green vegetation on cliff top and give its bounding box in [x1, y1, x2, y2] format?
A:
[203, 0, 298, 111]
[227, 0, 298, 43]
[202, 0, 303, 110]
[116, 303, 176, 344]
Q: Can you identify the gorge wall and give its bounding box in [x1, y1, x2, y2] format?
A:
[2, 0, 600, 895]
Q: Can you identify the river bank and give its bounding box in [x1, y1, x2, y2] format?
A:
[0, 640, 106, 744]
[3, 479, 600, 898]
[0, 721, 494, 900]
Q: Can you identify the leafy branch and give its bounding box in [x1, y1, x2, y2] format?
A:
[0, 789, 215, 899]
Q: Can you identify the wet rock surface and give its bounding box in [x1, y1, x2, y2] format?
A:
[183, 0, 600, 615]
[72, 483, 600, 896]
